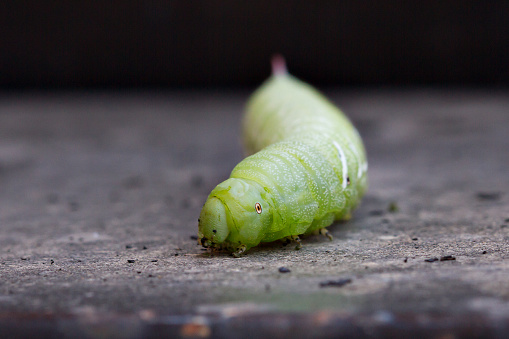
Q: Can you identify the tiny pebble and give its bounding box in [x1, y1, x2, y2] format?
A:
[476, 192, 500, 201]
[278, 267, 291, 273]
[319, 278, 352, 288]
[440, 255, 456, 261]
[425, 257, 438, 263]
[127, 259, 135, 263]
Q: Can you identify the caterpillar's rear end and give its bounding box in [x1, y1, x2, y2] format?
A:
[198, 57, 367, 256]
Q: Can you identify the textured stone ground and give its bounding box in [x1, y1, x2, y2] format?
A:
[0, 90, 508, 337]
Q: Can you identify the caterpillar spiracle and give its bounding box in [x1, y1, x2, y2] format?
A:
[198, 56, 368, 257]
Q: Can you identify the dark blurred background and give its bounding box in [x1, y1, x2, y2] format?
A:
[1, 1, 508, 89]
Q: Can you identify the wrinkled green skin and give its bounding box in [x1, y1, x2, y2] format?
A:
[198, 72, 368, 255]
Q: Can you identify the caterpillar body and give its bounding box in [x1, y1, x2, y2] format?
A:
[198, 57, 368, 256]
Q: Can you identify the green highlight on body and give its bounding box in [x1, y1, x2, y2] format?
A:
[198, 56, 368, 257]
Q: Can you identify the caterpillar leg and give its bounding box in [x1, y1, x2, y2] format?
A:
[319, 228, 333, 241]
[281, 238, 291, 246]
[232, 244, 247, 258]
[284, 235, 302, 250]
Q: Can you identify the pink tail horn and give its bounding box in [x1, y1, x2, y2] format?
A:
[271, 54, 287, 76]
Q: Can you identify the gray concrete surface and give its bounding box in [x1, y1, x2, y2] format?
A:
[0, 90, 508, 338]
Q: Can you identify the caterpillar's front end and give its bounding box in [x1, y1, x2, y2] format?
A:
[198, 196, 230, 249]
[197, 178, 273, 257]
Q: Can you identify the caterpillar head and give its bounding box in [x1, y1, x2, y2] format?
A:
[198, 178, 272, 253]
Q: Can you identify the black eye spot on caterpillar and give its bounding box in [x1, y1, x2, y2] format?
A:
[197, 56, 368, 256]
[255, 202, 262, 214]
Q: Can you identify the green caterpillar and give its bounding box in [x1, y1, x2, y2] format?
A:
[198, 57, 368, 256]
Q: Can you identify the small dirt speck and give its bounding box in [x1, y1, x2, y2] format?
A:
[320, 278, 352, 288]
[127, 259, 135, 263]
[190, 235, 198, 240]
[482, 251, 487, 254]
[425, 257, 438, 262]
[412, 237, 418, 241]
[278, 267, 291, 273]
[404, 258, 408, 263]
[151, 260, 158, 262]
[440, 255, 456, 261]
[369, 210, 384, 216]
[126, 245, 133, 249]
[476, 192, 500, 201]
